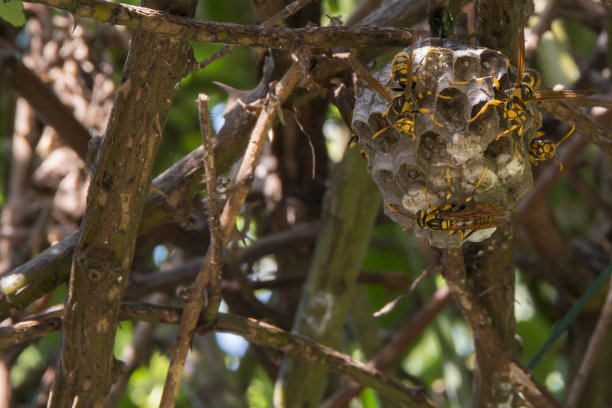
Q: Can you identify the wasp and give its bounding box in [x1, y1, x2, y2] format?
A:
[387, 167, 509, 240]
[350, 36, 446, 142]
[450, 17, 592, 167]
[529, 125, 574, 171]
[347, 132, 369, 159]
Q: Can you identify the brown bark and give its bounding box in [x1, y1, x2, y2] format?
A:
[47, 0, 198, 406]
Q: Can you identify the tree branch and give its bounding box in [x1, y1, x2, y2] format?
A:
[442, 249, 563, 408]
[47, 0, 198, 406]
[25, 0, 421, 50]
[160, 62, 303, 405]
[274, 124, 382, 406]
[0, 304, 434, 407]
[320, 286, 451, 408]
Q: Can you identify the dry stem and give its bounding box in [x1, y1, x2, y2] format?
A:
[159, 64, 302, 406]
[25, 0, 421, 50]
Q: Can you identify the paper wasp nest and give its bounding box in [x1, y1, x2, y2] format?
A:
[352, 38, 537, 247]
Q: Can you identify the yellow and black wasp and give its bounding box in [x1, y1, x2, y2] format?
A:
[450, 16, 592, 168]
[349, 35, 446, 142]
[347, 131, 369, 159]
[528, 126, 574, 171]
[387, 167, 509, 240]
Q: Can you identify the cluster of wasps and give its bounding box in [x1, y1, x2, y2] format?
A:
[349, 16, 593, 244]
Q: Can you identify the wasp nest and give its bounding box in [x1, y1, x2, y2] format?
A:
[352, 38, 537, 247]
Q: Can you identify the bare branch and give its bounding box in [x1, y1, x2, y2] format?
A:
[160, 63, 302, 406]
[196, 0, 313, 70]
[321, 286, 451, 408]
[47, 0, 199, 405]
[24, 0, 420, 50]
[1, 305, 434, 407]
[199, 94, 223, 323]
[442, 249, 563, 408]
[157, 94, 220, 407]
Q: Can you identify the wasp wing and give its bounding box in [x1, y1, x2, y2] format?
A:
[349, 56, 394, 105]
[438, 205, 510, 230]
[534, 90, 595, 101]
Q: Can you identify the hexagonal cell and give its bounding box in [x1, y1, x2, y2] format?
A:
[478, 48, 510, 77]
[394, 150, 426, 192]
[453, 53, 483, 82]
[419, 47, 454, 83]
[434, 87, 468, 133]
[351, 38, 536, 247]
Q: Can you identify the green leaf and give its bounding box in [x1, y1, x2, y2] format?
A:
[0, 0, 26, 27]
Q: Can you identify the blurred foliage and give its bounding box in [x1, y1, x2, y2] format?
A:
[0, 0, 26, 27]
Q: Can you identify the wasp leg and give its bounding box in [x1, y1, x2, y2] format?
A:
[444, 168, 452, 201]
[554, 154, 564, 171]
[382, 105, 391, 118]
[385, 203, 415, 230]
[450, 75, 501, 89]
[463, 229, 476, 240]
[422, 185, 432, 209]
[372, 126, 391, 139]
[464, 166, 488, 204]
[468, 99, 504, 123]
[416, 108, 444, 127]
[495, 121, 522, 141]
[513, 138, 520, 162]
[386, 203, 400, 212]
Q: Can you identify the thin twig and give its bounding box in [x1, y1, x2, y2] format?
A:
[199, 95, 223, 322]
[374, 265, 441, 317]
[25, 0, 421, 50]
[217, 62, 302, 245]
[265, 0, 312, 25]
[0, 304, 433, 406]
[196, 0, 313, 71]
[160, 64, 302, 406]
[158, 95, 221, 407]
[565, 272, 612, 408]
[321, 285, 451, 408]
[213, 313, 434, 407]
